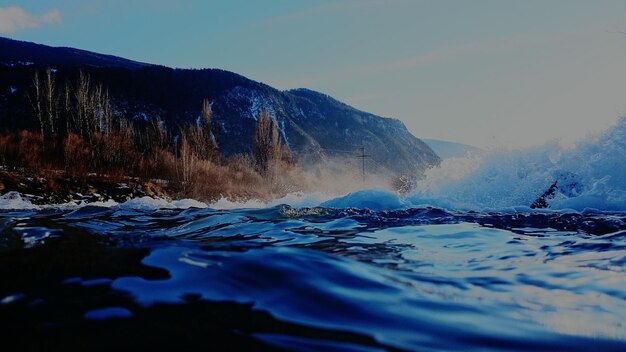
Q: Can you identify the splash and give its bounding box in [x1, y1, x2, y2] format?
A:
[312, 117, 626, 212]
[0, 192, 40, 210]
[407, 117, 626, 212]
[208, 192, 333, 210]
[119, 197, 208, 211]
[0, 193, 207, 211]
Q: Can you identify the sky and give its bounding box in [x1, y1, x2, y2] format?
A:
[3, 0, 626, 149]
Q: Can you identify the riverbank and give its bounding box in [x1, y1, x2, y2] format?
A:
[0, 169, 170, 205]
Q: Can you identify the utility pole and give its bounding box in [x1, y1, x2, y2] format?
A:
[356, 146, 370, 182]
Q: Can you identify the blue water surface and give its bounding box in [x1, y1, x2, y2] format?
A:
[1, 204, 626, 351]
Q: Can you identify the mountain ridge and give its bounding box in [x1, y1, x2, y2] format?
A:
[0, 37, 439, 175]
[0, 37, 154, 70]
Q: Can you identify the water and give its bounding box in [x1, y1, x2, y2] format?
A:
[3, 118, 626, 350]
[2, 201, 626, 351]
[411, 117, 626, 212]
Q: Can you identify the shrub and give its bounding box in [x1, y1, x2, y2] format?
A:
[63, 133, 90, 177]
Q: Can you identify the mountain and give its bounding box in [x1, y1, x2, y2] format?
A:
[422, 139, 482, 159]
[0, 37, 151, 70]
[0, 37, 439, 175]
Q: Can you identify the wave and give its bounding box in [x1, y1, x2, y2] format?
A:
[320, 188, 406, 211]
[0, 192, 40, 210]
[407, 117, 626, 212]
[0, 190, 333, 212]
[0, 192, 206, 212]
[311, 117, 626, 212]
[208, 192, 331, 210]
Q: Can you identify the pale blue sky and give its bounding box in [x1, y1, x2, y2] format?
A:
[3, 0, 626, 148]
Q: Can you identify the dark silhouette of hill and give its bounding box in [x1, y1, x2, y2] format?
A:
[0, 37, 151, 69]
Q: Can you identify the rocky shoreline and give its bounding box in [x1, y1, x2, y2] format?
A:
[0, 169, 170, 206]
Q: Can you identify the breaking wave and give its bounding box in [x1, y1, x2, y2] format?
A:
[408, 117, 626, 212]
[291, 117, 626, 213]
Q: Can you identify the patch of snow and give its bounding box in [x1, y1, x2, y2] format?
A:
[279, 119, 289, 147]
[226, 86, 276, 120]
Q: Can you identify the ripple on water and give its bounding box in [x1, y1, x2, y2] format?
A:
[1, 206, 626, 350]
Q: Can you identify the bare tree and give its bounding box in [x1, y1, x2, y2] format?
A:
[201, 98, 212, 132]
[102, 87, 113, 134]
[253, 109, 284, 173]
[141, 117, 169, 153]
[74, 71, 92, 141]
[253, 109, 272, 172]
[271, 116, 281, 164]
[178, 132, 196, 186]
[44, 68, 56, 135]
[63, 81, 72, 135]
[185, 98, 217, 160]
[31, 70, 44, 139]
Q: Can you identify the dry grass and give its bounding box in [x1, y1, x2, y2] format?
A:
[0, 129, 315, 202]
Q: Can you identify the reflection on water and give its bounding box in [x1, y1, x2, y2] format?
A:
[1, 205, 626, 350]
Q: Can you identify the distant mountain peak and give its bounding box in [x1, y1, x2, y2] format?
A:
[422, 139, 483, 159]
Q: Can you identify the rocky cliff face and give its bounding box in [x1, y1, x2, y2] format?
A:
[0, 37, 439, 175]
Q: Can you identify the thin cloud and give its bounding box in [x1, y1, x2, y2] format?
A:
[0, 6, 61, 34]
[277, 39, 492, 89]
[275, 26, 599, 89]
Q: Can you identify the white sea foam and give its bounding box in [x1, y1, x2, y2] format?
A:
[267, 192, 332, 208]
[118, 197, 208, 211]
[407, 117, 626, 211]
[314, 117, 626, 212]
[207, 197, 266, 210]
[0, 192, 40, 210]
[0, 193, 210, 212]
[207, 192, 332, 210]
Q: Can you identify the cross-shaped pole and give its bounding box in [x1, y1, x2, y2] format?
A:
[356, 146, 370, 182]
